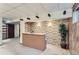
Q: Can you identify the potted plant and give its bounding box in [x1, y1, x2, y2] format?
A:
[59, 23, 68, 49]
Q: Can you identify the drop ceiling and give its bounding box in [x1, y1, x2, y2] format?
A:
[0, 3, 73, 19]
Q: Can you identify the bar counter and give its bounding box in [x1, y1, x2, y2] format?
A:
[22, 32, 46, 51]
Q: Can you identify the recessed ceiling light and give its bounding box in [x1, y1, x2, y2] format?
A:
[63, 10, 66, 15]
[27, 17, 31, 20]
[20, 19, 23, 21]
[36, 16, 39, 19]
[48, 13, 51, 17]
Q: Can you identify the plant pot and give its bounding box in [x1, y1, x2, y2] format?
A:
[60, 41, 67, 49]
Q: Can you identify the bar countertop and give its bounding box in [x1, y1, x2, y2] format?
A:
[22, 32, 46, 35]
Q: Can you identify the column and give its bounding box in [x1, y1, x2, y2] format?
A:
[0, 18, 2, 45]
[20, 21, 25, 43]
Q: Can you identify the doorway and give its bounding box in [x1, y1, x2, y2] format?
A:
[7, 24, 14, 38]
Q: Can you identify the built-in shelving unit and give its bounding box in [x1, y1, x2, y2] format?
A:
[2, 24, 8, 39]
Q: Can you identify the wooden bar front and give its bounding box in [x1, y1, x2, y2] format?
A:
[22, 33, 46, 51]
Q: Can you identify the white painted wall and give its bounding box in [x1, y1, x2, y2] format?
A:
[20, 21, 25, 43]
[15, 24, 19, 38]
[0, 18, 2, 45]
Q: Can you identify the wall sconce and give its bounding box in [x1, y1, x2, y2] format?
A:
[37, 22, 41, 27]
[48, 22, 52, 27]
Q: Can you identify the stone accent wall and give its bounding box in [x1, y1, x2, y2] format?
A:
[25, 20, 70, 46]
